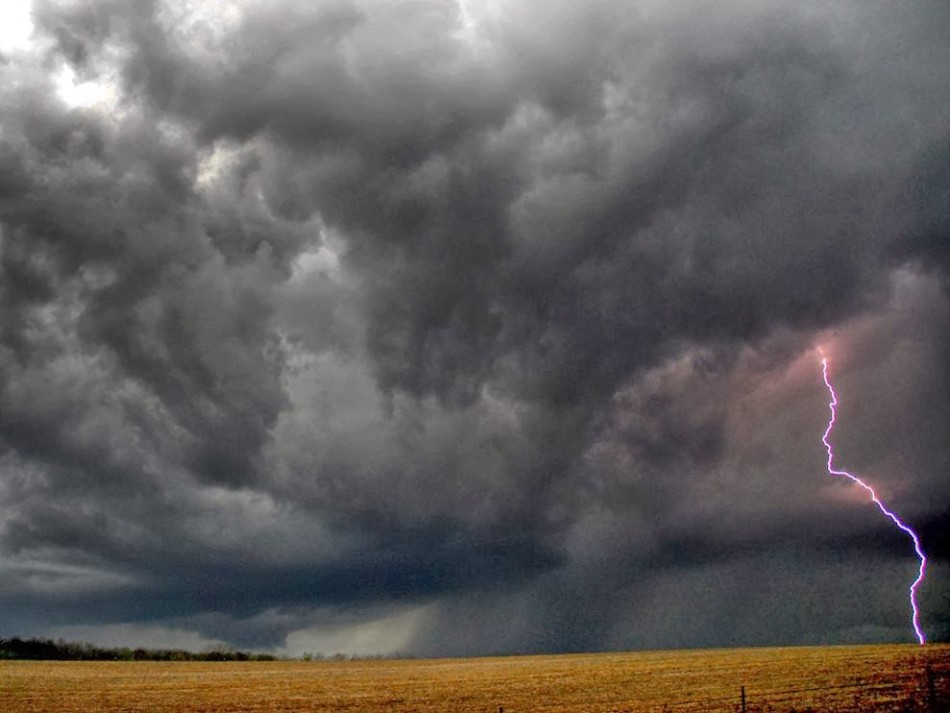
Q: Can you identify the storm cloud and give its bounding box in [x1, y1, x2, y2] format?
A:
[1, 0, 948, 656]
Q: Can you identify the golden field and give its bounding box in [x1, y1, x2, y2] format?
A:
[1, 643, 947, 712]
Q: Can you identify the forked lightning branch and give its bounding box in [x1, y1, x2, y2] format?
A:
[819, 356, 928, 645]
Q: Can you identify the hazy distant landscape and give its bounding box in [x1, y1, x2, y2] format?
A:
[2, 644, 948, 712]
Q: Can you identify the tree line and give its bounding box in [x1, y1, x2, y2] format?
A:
[0, 637, 277, 661]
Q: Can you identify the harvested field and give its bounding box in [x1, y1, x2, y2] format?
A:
[1, 643, 948, 712]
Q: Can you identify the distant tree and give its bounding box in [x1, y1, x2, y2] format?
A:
[0, 636, 273, 662]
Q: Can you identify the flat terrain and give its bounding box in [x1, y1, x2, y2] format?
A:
[2, 643, 948, 712]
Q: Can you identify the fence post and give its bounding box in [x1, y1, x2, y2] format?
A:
[927, 664, 936, 712]
[740, 685, 746, 713]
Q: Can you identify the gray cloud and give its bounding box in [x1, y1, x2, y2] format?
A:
[1, 0, 948, 654]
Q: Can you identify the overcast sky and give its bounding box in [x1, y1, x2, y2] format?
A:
[0, 0, 948, 657]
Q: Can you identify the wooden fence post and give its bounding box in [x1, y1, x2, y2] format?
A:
[927, 664, 936, 712]
[740, 685, 746, 713]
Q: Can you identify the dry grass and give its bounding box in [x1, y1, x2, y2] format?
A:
[1, 643, 948, 712]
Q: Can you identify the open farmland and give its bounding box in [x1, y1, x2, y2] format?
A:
[1, 644, 948, 712]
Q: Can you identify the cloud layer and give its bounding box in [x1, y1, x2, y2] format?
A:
[1, 0, 948, 655]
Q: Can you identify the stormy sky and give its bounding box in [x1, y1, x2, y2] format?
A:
[0, 0, 948, 657]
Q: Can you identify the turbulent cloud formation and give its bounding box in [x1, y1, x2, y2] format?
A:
[1, 0, 948, 656]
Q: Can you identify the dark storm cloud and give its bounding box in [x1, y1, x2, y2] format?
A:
[0, 64, 297, 490]
[1, 0, 949, 654]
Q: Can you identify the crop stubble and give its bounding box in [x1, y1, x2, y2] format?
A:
[1, 643, 948, 712]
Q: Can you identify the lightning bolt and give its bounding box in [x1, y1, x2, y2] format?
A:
[820, 356, 927, 645]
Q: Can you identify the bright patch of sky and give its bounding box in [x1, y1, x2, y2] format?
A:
[0, 0, 119, 110]
[0, 0, 33, 53]
[54, 63, 121, 110]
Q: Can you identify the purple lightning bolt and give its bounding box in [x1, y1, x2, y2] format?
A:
[820, 357, 927, 645]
